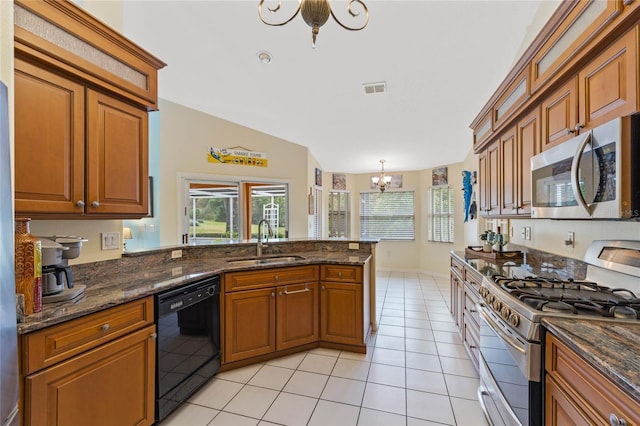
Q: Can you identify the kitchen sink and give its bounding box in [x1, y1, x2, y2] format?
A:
[226, 255, 306, 267]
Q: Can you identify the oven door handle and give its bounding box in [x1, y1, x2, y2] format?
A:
[478, 304, 525, 355]
[476, 386, 494, 426]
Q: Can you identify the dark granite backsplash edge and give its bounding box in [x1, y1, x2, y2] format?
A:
[72, 240, 377, 283]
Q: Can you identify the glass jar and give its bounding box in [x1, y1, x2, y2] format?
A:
[15, 218, 42, 314]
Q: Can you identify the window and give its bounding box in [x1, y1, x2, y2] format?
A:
[183, 177, 288, 244]
[360, 191, 415, 240]
[328, 191, 350, 238]
[311, 187, 322, 239]
[428, 186, 454, 243]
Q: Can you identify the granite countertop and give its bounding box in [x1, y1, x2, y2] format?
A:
[19, 251, 371, 335]
[542, 317, 640, 403]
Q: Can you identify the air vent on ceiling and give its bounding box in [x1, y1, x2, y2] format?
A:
[363, 81, 387, 95]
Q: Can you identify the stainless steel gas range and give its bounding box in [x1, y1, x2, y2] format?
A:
[476, 240, 640, 426]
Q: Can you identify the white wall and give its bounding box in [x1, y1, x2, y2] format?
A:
[156, 100, 312, 246]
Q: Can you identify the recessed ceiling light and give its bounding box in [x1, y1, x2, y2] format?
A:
[257, 51, 272, 64]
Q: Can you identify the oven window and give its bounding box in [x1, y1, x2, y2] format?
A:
[480, 318, 530, 424]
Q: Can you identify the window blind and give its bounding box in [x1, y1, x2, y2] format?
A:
[428, 186, 454, 243]
[328, 191, 350, 238]
[360, 191, 415, 240]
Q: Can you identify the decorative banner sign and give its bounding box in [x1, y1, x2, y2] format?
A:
[208, 147, 268, 167]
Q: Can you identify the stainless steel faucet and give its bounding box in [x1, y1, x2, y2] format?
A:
[257, 219, 273, 257]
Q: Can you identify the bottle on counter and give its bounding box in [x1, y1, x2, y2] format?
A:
[15, 217, 42, 314]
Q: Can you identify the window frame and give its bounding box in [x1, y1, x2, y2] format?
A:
[328, 190, 351, 239]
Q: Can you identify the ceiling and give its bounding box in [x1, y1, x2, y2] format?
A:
[118, 1, 559, 175]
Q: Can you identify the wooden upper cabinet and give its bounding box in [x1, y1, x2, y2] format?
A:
[478, 141, 500, 216]
[515, 109, 540, 215]
[578, 28, 638, 130]
[541, 77, 579, 151]
[14, 0, 165, 109]
[472, 112, 493, 152]
[499, 126, 517, 214]
[494, 71, 529, 129]
[86, 90, 149, 216]
[531, 1, 623, 93]
[13, 0, 165, 219]
[14, 59, 85, 214]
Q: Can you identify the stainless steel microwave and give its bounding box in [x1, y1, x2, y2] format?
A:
[531, 116, 640, 219]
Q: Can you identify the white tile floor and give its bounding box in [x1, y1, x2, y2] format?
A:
[160, 271, 490, 426]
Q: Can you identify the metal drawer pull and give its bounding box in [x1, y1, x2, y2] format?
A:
[91, 201, 100, 208]
[610, 414, 627, 426]
[150, 333, 157, 340]
[477, 387, 493, 425]
[101, 324, 110, 332]
[284, 283, 309, 295]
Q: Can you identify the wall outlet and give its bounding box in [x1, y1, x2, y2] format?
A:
[348, 243, 359, 250]
[566, 232, 575, 248]
[171, 249, 183, 259]
[101, 232, 120, 250]
[525, 226, 532, 241]
[520, 227, 526, 239]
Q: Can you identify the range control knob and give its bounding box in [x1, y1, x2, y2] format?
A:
[479, 287, 489, 298]
[486, 294, 495, 304]
[508, 313, 520, 327]
[501, 306, 511, 319]
[492, 300, 502, 311]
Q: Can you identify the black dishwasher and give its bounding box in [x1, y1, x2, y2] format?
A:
[155, 275, 221, 422]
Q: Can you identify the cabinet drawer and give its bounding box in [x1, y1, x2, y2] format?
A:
[224, 265, 319, 292]
[545, 333, 640, 424]
[320, 265, 362, 283]
[20, 296, 153, 374]
[450, 256, 464, 279]
[464, 291, 480, 329]
[464, 268, 482, 293]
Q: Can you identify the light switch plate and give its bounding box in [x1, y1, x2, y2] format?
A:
[101, 232, 120, 250]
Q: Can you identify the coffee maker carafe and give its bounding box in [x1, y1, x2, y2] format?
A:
[39, 236, 86, 303]
[42, 265, 74, 295]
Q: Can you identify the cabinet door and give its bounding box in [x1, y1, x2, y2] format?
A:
[478, 141, 500, 216]
[224, 288, 276, 362]
[86, 89, 149, 216]
[541, 77, 578, 151]
[24, 325, 156, 426]
[320, 282, 363, 345]
[515, 109, 539, 215]
[499, 127, 517, 214]
[276, 282, 319, 350]
[545, 375, 590, 426]
[14, 59, 85, 214]
[579, 29, 637, 131]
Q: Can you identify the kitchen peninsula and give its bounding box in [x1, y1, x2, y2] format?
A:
[17, 239, 376, 426]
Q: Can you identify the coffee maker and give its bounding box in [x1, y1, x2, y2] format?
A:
[40, 236, 87, 303]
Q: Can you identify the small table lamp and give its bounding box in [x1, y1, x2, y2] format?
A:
[123, 227, 133, 251]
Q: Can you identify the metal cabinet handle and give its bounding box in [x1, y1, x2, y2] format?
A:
[76, 200, 85, 207]
[150, 333, 157, 340]
[92, 201, 100, 208]
[338, 272, 342, 278]
[101, 324, 110, 332]
[610, 414, 627, 426]
[477, 387, 493, 425]
[271, 291, 275, 297]
[284, 283, 309, 295]
[274, 275, 279, 281]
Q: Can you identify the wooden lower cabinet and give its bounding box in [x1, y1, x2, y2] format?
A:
[25, 325, 155, 426]
[545, 332, 640, 425]
[20, 297, 156, 426]
[277, 282, 319, 350]
[320, 281, 363, 346]
[224, 288, 277, 363]
[223, 264, 368, 365]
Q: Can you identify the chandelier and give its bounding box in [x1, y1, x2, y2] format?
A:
[371, 160, 392, 193]
[258, 0, 369, 48]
